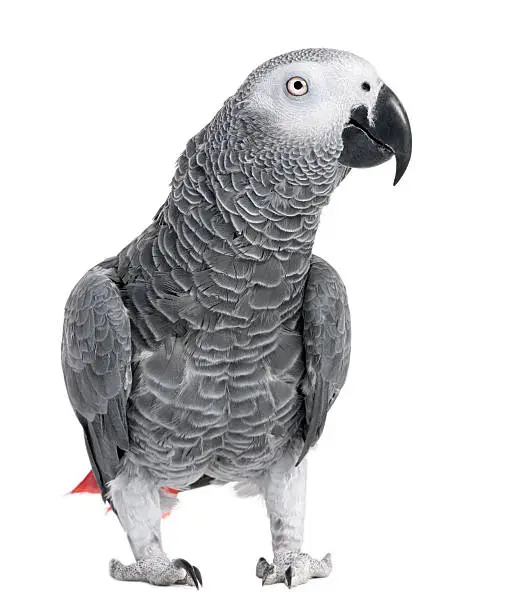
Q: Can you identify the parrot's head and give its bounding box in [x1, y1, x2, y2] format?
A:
[228, 48, 412, 186]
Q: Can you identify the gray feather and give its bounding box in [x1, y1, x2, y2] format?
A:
[63, 49, 354, 491]
[62, 266, 131, 496]
[297, 256, 351, 465]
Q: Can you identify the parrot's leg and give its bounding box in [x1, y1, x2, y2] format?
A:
[256, 443, 332, 588]
[107, 468, 202, 588]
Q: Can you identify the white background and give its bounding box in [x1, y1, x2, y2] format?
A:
[1, 1, 504, 610]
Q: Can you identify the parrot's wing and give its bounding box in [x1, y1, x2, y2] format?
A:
[62, 265, 131, 498]
[297, 255, 351, 465]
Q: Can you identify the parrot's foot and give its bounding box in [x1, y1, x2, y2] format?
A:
[110, 554, 202, 588]
[256, 552, 332, 588]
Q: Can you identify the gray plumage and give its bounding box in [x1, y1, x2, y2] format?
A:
[63, 266, 131, 492]
[61, 48, 410, 588]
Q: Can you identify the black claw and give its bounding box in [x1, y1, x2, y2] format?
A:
[192, 565, 203, 587]
[285, 566, 293, 589]
[174, 558, 200, 590]
[261, 564, 274, 586]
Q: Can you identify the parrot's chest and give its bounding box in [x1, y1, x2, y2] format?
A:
[129, 314, 306, 485]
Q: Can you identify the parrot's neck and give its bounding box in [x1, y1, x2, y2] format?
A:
[151, 129, 348, 325]
[159, 127, 348, 256]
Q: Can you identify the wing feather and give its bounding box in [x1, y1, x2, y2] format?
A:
[62, 265, 131, 497]
[297, 255, 351, 465]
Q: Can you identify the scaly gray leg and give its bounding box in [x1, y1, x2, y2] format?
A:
[256, 442, 332, 588]
[107, 464, 202, 588]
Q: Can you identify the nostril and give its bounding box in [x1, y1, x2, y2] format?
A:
[361, 81, 371, 92]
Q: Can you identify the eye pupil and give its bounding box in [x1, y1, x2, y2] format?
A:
[361, 81, 371, 91]
[287, 76, 308, 96]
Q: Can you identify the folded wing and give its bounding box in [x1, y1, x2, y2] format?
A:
[62, 265, 131, 498]
[298, 255, 351, 465]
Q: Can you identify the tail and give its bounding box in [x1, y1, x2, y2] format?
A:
[70, 471, 178, 518]
[70, 470, 102, 494]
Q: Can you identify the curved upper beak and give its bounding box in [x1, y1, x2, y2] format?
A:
[339, 84, 412, 185]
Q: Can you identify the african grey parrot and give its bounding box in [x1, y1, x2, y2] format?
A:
[62, 48, 411, 589]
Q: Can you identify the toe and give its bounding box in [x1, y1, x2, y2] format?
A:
[256, 557, 269, 578]
[109, 558, 123, 580]
[173, 558, 201, 589]
[323, 552, 332, 569]
[261, 563, 278, 586]
[109, 558, 143, 582]
[257, 557, 279, 585]
[315, 553, 332, 578]
[283, 565, 309, 588]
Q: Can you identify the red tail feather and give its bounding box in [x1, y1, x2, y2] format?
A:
[71, 471, 179, 517]
[161, 486, 179, 495]
[70, 470, 102, 494]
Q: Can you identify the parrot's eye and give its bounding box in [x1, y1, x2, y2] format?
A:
[361, 81, 371, 92]
[286, 77, 308, 96]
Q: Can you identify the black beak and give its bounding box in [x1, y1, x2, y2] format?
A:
[339, 84, 412, 185]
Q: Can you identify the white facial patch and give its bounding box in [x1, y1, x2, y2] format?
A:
[246, 52, 382, 142]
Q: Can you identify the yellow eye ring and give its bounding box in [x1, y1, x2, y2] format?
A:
[286, 76, 308, 96]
